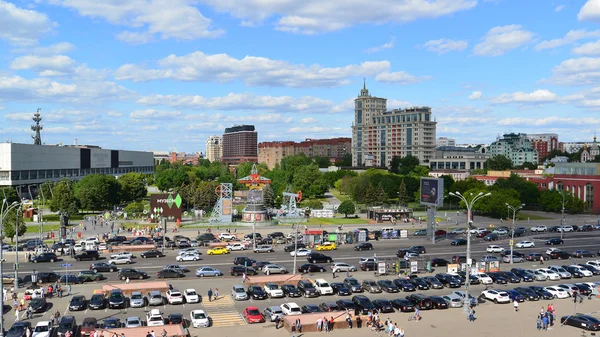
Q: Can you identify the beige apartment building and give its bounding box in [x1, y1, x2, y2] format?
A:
[205, 135, 222, 162]
[258, 138, 351, 169]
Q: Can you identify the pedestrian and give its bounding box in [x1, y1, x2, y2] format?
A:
[399, 328, 405, 337]
[207, 289, 213, 302]
[323, 316, 329, 333]
[513, 299, 519, 312]
[540, 256, 544, 265]
[2, 288, 6, 301]
[67, 285, 71, 296]
[548, 310, 554, 326]
[537, 316, 542, 330]
[242, 273, 246, 284]
[346, 313, 352, 328]
[15, 307, 19, 321]
[356, 316, 362, 329]
[316, 317, 323, 332]
[161, 330, 167, 337]
[468, 307, 475, 322]
[329, 316, 334, 332]
[120, 333, 125, 337]
[125, 277, 130, 284]
[332, 269, 336, 279]
[151, 330, 155, 337]
[214, 288, 219, 300]
[542, 315, 549, 330]
[295, 318, 302, 333]
[394, 324, 400, 337]
[274, 316, 280, 329]
[346, 270, 350, 278]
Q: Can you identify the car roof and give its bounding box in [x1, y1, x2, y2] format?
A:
[35, 321, 51, 327]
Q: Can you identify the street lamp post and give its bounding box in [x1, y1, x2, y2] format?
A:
[449, 191, 491, 309]
[505, 203, 525, 264]
[0, 200, 21, 337]
[292, 224, 299, 275]
[560, 192, 566, 240]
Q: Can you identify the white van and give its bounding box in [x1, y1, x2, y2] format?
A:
[314, 279, 333, 295]
[83, 241, 97, 250]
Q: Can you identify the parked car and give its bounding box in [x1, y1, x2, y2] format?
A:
[306, 253, 333, 264]
[561, 314, 600, 331]
[545, 238, 564, 245]
[243, 306, 265, 324]
[195, 266, 223, 277]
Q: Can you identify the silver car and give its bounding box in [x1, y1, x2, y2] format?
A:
[125, 317, 142, 328]
[130, 292, 145, 308]
[442, 293, 464, 308]
[231, 285, 248, 301]
[264, 306, 284, 322]
[253, 245, 275, 253]
[147, 290, 164, 306]
[263, 264, 287, 275]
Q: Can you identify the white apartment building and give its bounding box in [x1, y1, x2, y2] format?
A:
[205, 135, 222, 162]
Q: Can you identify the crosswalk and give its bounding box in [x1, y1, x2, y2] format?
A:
[202, 295, 247, 327]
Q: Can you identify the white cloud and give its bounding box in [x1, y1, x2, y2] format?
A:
[422, 39, 468, 54]
[473, 25, 535, 56]
[130, 109, 182, 119]
[578, 0, 600, 22]
[375, 71, 431, 84]
[543, 57, 600, 85]
[49, 0, 224, 43]
[490, 89, 558, 104]
[299, 117, 318, 124]
[115, 51, 391, 87]
[10, 55, 76, 76]
[364, 37, 395, 53]
[107, 111, 123, 117]
[0, 0, 56, 45]
[468, 91, 482, 99]
[497, 116, 600, 126]
[572, 40, 600, 55]
[555, 5, 566, 12]
[535, 29, 600, 50]
[202, 0, 477, 34]
[12, 42, 75, 55]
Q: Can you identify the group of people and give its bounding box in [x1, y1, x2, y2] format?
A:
[315, 316, 336, 332]
[46, 283, 71, 298]
[365, 312, 407, 336]
[207, 288, 219, 302]
[536, 304, 556, 331]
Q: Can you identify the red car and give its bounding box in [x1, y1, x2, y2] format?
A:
[434, 230, 446, 236]
[243, 306, 265, 324]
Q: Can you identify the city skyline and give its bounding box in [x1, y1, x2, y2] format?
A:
[1, 0, 600, 153]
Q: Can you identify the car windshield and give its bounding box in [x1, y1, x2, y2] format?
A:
[34, 326, 49, 332]
[128, 319, 140, 325]
[290, 307, 301, 312]
[248, 309, 260, 315]
[9, 326, 26, 333]
[59, 322, 73, 330]
[187, 291, 197, 295]
[347, 279, 359, 285]
[249, 286, 261, 291]
[131, 294, 142, 299]
[234, 288, 245, 293]
[170, 292, 182, 297]
[148, 316, 162, 322]
[193, 313, 206, 319]
[267, 284, 277, 289]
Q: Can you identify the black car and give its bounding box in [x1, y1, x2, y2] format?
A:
[409, 246, 426, 254]
[526, 253, 543, 261]
[89, 294, 106, 310]
[140, 250, 165, 258]
[168, 313, 184, 325]
[409, 277, 430, 290]
[529, 286, 554, 300]
[23, 272, 60, 284]
[297, 280, 319, 297]
[32, 252, 58, 263]
[335, 299, 357, 311]
[59, 274, 82, 284]
[68, 295, 87, 311]
[396, 249, 411, 258]
[497, 271, 521, 283]
[377, 279, 400, 293]
[29, 297, 47, 313]
[572, 250, 596, 258]
[284, 243, 306, 252]
[267, 232, 284, 239]
[562, 265, 584, 278]
[319, 302, 341, 312]
[434, 274, 461, 288]
[506, 290, 525, 302]
[451, 239, 467, 246]
[360, 261, 377, 271]
[254, 261, 272, 270]
[281, 284, 302, 297]
[57, 316, 76, 337]
[74, 250, 100, 261]
[298, 263, 326, 273]
[157, 269, 184, 279]
[354, 243, 373, 251]
[108, 290, 126, 309]
[372, 299, 395, 313]
[233, 256, 256, 266]
[196, 233, 216, 243]
[574, 284, 593, 296]
[547, 250, 571, 259]
[306, 253, 332, 264]
[391, 298, 415, 312]
[301, 304, 322, 314]
[483, 233, 499, 241]
[393, 279, 416, 292]
[423, 276, 444, 289]
[546, 238, 564, 245]
[7, 322, 31, 337]
[90, 262, 117, 273]
[513, 228, 527, 237]
[107, 236, 127, 244]
[578, 264, 600, 275]
[561, 314, 600, 331]
[343, 278, 363, 293]
[352, 295, 376, 314]
[118, 268, 147, 280]
[429, 296, 449, 309]
[454, 271, 480, 285]
[247, 285, 268, 300]
[406, 293, 433, 310]
[230, 266, 258, 276]
[513, 287, 540, 301]
[430, 258, 449, 267]
[511, 268, 534, 282]
[330, 283, 351, 296]
[488, 272, 508, 284]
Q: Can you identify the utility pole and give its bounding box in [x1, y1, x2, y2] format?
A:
[505, 203, 524, 264]
[14, 203, 21, 290]
[292, 224, 298, 275]
[560, 192, 566, 240]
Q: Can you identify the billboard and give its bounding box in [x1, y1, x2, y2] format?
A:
[150, 193, 183, 222]
[420, 177, 444, 206]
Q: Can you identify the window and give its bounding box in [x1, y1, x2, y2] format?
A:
[0, 171, 9, 181]
[585, 183, 594, 210]
[357, 109, 362, 124]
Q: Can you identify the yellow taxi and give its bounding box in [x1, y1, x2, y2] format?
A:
[207, 247, 229, 255]
[316, 242, 337, 251]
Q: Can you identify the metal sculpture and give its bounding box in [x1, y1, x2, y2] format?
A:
[209, 183, 233, 223]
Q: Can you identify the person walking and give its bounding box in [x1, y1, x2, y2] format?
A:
[67, 285, 72, 296]
[513, 299, 519, 312]
[346, 313, 352, 329]
[323, 316, 329, 333]
[468, 306, 475, 322]
[536, 316, 542, 330]
[274, 316, 280, 330]
[547, 310, 554, 327]
[161, 329, 167, 337]
[15, 307, 19, 321]
[214, 288, 219, 300]
[542, 314, 549, 330]
[356, 316, 362, 329]
[329, 316, 334, 332]
[316, 317, 323, 332]
[207, 289, 213, 302]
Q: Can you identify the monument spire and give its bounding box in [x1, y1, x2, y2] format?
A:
[31, 108, 43, 145]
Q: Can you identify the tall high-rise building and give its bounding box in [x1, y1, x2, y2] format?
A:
[351, 82, 437, 167]
[527, 133, 558, 160]
[222, 125, 258, 164]
[205, 136, 222, 162]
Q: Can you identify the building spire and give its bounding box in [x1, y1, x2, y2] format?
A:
[31, 108, 43, 145]
[363, 78, 366, 90]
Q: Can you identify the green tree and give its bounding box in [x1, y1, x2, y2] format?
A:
[338, 153, 352, 167]
[313, 156, 331, 168]
[485, 155, 513, 170]
[375, 184, 387, 204]
[48, 179, 78, 215]
[440, 175, 455, 196]
[363, 184, 377, 204]
[409, 165, 430, 178]
[0, 187, 19, 204]
[494, 174, 540, 207]
[398, 156, 421, 175]
[516, 162, 537, 170]
[118, 172, 147, 203]
[262, 184, 275, 208]
[3, 206, 26, 242]
[451, 177, 486, 195]
[305, 199, 323, 210]
[74, 174, 120, 211]
[124, 201, 144, 214]
[38, 181, 53, 205]
[337, 200, 355, 218]
[292, 164, 326, 198]
[466, 187, 520, 218]
[390, 156, 401, 174]
[398, 179, 410, 205]
[155, 168, 190, 191]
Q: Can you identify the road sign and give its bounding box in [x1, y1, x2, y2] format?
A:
[61, 263, 72, 267]
[509, 240, 514, 246]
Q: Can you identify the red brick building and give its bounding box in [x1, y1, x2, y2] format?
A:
[527, 133, 558, 160]
[258, 137, 351, 169]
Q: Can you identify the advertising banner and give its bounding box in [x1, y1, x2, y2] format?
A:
[150, 193, 183, 222]
[420, 177, 444, 206]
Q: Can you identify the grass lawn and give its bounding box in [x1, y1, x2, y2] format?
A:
[329, 188, 350, 203]
[306, 217, 369, 225]
[518, 213, 553, 221]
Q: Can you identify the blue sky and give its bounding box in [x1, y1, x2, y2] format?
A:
[1, 0, 600, 154]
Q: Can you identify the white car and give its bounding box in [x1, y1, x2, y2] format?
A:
[494, 229, 508, 235]
[530, 225, 547, 232]
[146, 309, 165, 327]
[515, 241, 535, 248]
[226, 243, 246, 251]
[557, 226, 574, 232]
[557, 283, 579, 294]
[544, 286, 569, 298]
[314, 279, 333, 295]
[536, 268, 561, 280]
[528, 269, 550, 281]
[32, 321, 52, 337]
[264, 283, 285, 298]
[290, 248, 312, 257]
[548, 266, 572, 279]
[176, 253, 201, 262]
[183, 289, 200, 303]
[486, 245, 505, 253]
[474, 272, 493, 285]
[108, 256, 132, 265]
[73, 243, 84, 253]
[84, 237, 100, 244]
[98, 243, 107, 250]
[331, 262, 357, 273]
[190, 310, 210, 328]
[166, 290, 184, 304]
[569, 265, 593, 277]
[219, 233, 237, 241]
[280, 302, 302, 315]
[587, 260, 600, 268]
[178, 248, 200, 256]
[110, 252, 133, 259]
[481, 289, 510, 303]
[125, 317, 142, 328]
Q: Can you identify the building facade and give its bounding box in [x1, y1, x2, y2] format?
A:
[489, 133, 539, 166]
[205, 135, 223, 163]
[258, 138, 351, 169]
[222, 125, 258, 164]
[559, 142, 586, 154]
[429, 146, 489, 171]
[0, 143, 154, 196]
[428, 169, 470, 181]
[581, 136, 600, 162]
[527, 133, 558, 160]
[437, 137, 456, 147]
[351, 84, 436, 167]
